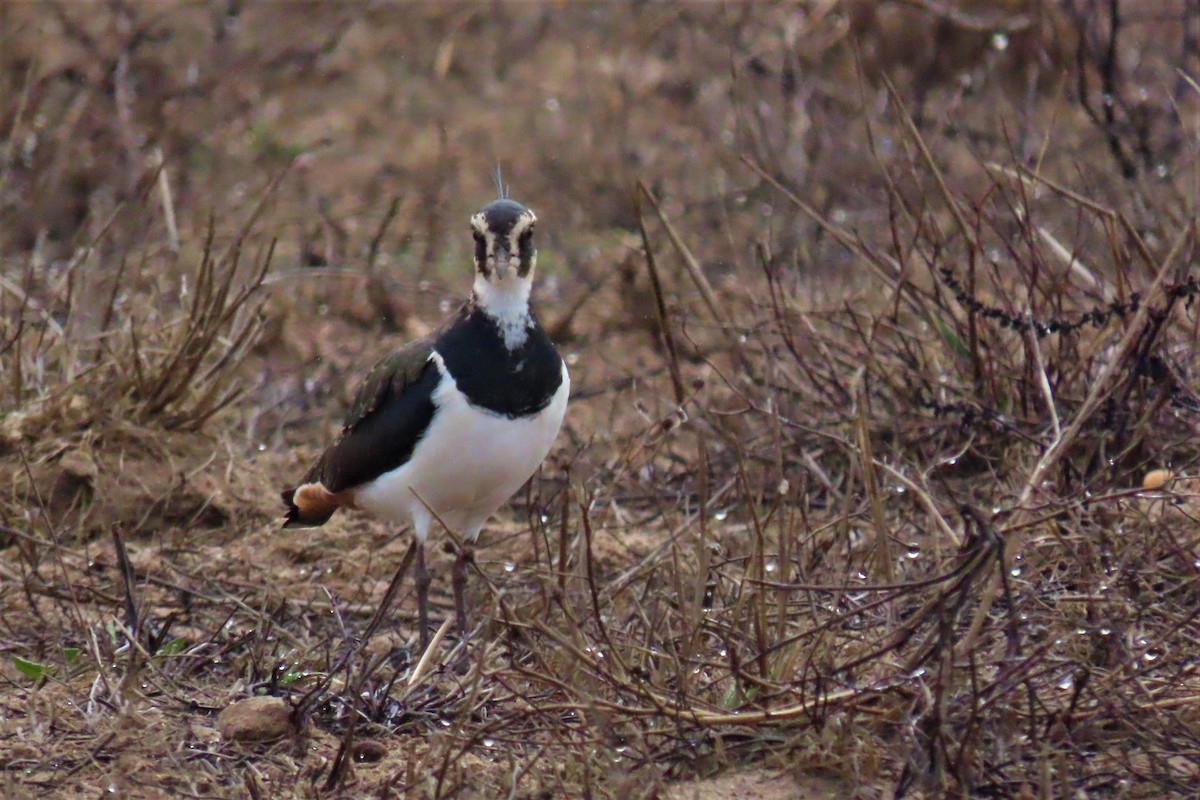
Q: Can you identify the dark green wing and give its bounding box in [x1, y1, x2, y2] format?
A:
[341, 335, 437, 433]
[291, 332, 442, 494]
[282, 331, 443, 525]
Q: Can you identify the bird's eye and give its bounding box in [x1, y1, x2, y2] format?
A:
[472, 230, 484, 242]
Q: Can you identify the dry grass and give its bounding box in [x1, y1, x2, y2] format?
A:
[3, 2, 1200, 798]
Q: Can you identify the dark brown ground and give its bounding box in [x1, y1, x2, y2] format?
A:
[3, 2, 1200, 798]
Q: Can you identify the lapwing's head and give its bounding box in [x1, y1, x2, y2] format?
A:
[470, 198, 537, 284]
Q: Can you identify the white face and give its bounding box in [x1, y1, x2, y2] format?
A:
[470, 202, 537, 282]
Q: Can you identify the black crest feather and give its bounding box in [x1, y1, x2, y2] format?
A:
[492, 165, 508, 200]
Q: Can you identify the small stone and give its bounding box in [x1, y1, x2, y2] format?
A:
[1142, 469, 1173, 491]
[63, 393, 93, 427]
[59, 450, 97, 482]
[217, 696, 293, 742]
[0, 411, 32, 445]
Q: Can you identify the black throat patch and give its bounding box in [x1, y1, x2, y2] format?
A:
[436, 307, 563, 418]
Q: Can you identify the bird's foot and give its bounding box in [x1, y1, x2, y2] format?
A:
[451, 544, 475, 640]
[414, 542, 433, 652]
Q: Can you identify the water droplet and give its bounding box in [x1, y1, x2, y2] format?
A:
[503, 562, 515, 573]
[257, 443, 266, 452]
[482, 737, 495, 747]
[765, 559, 778, 573]
[905, 544, 921, 560]
[1010, 567, 1022, 577]
[1099, 627, 1112, 636]
[1156, 163, 1169, 178]
[1057, 674, 1073, 691]
[714, 509, 728, 521]
[544, 97, 560, 113]
[439, 718, 452, 727]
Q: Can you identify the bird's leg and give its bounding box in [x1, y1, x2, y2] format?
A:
[413, 540, 432, 652]
[451, 543, 474, 639]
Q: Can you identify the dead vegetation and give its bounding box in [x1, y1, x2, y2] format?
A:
[3, 2, 1200, 798]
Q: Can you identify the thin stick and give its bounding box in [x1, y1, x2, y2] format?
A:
[407, 617, 454, 687]
[637, 181, 734, 337]
[634, 184, 687, 403]
[853, 370, 894, 584]
[957, 221, 1190, 656]
[155, 147, 180, 253]
[110, 527, 141, 639]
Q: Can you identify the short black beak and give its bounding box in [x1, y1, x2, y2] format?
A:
[491, 250, 511, 278]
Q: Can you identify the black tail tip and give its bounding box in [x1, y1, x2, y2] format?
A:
[280, 487, 302, 528]
[279, 485, 335, 528]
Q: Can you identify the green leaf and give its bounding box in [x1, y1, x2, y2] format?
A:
[12, 656, 51, 680]
[155, 637, 188, 657]
[62, 647, 81, 665]
[279, 670, 305, 686]
[931, 315, 969, 358]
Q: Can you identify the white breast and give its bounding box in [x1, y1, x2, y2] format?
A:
[353, 355, 569, 541]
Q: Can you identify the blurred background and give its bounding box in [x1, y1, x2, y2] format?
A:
[4, 2, 1200, 798]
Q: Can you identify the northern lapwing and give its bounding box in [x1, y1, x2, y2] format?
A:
[282, 187, 569, 649]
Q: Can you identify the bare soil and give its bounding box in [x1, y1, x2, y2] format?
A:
[3, 2, 1200, 798]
